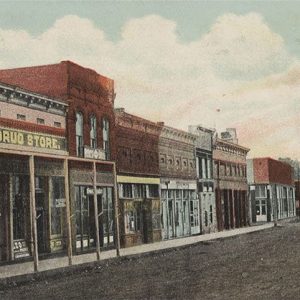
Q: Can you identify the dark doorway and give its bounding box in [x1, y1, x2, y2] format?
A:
[35, 176, 48, 254]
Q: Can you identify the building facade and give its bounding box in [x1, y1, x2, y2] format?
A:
[158, 124, 198, 240]
[213, 129, 250, 231]
[0, 62, 119, 262]
[247, 157, 296, 223]
[0, 81, 68, 263]
[189, 125, 217, 234]
[115, 108, 161, 248]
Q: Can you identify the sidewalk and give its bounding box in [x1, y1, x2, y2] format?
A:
[0, 223, 274, 281]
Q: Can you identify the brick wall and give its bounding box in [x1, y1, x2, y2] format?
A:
[0, 61, 116, 158]
[115, 110, 161, 176]
[253, 157, 293, 185]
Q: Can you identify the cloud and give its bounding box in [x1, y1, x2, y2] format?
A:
[0, 12, 298, 159]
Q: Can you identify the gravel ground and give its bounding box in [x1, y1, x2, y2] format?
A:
[1, 221, 300, 300]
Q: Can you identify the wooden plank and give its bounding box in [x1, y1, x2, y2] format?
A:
[93, 162, 101, 261]
[113, 163, 121, 257]
[29, 155, 39, 272]
[64, 159, 73, 265]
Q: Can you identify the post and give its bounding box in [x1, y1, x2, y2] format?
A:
[64, 159, 73, 266]
[273, 185, 278, 227]
[113, 163, 120, 257]
[93, 162, 101, 261]
[165, 181, 170, 239]
[29, 155, 39, 272]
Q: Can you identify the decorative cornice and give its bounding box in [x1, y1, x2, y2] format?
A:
[0, 82, 68, 116]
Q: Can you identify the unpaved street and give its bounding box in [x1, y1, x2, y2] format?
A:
[2, 221, 300, 300]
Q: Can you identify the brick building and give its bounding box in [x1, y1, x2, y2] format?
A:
[158, 124, 198, 239]
[213, 129, 250, 231]
[189, 125, 217, 234]
[0, 81, 68, 265]
[115, 108, 161, 247]
[247, 157, 296, 223]
[0, 62, 119, 265]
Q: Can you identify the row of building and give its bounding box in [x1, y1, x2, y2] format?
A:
[0, 61, 297, 269]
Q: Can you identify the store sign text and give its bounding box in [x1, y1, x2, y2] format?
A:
[0, 128, 66, 151]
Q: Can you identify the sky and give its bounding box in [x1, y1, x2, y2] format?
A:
[0, 0, 299, 160]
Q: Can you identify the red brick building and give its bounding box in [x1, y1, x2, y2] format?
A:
[0, 62, 119, 260]
[247, 157, 296, 222]
[115, 108, 161, 247]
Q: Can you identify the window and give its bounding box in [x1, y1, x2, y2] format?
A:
[76, 112, 84, 157]
[51, 177, 65, 235]
[102, 118, 110, 160]
[134, 184, 145, 198]
[148, 184, 159, 198]
[54, 121, 61, 128]
[121, 183, 132, 198]
[90, 115, 97, 148]
[255, 185, 266, 198]
[125, 202, 142, 233]
[17, 114, 26, 121]
[210, 205, 213, 223]
[37, 118, 45, 125]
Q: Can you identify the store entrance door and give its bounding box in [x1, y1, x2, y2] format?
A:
[190, 199, 200, 235]
[35, 177, 48, 254]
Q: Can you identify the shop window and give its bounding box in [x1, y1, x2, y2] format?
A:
[134, 184, 146, 198]
[17, 114, 26, 121]
[125, 202, 141, 233]
[121, 183, 133, 198]
[51, 177, 65, 235]
[76, 112, 84, 157]
[37, 118, 45, 125]
[90, 115, 97, 149]
[148, 184, 159, 198]
[255, 185, 266, 198]
[261, 200, 266, 215]
[102, 117, 110, 160]
[13, 176, 29, 240]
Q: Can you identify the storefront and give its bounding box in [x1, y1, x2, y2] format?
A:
[0, 137, 68, 262]
[160, 180, 198, 240]
[117, 176, 161, 248]
[69, 163, 116, 253]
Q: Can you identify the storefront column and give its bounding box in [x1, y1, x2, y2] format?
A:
[29, 155, 39, 272]
[113, 163, 121, 257]
[64, 159, 73, 266]
[93, 162, 101, 261]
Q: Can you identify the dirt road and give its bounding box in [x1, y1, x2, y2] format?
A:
[2, 221, 300, 299]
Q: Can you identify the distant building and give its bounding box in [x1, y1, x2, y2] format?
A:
[247, 157, 296, 223]
[115, 108, 161, 247]
[159, 123, 198, 239]
[189, 125, 217, 234]
[295, 180, 300, 216]
[213, 129, 250, 231]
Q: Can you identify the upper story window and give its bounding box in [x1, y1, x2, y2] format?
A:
[102, 117, 110, 160]
[90, 115, 97, 149]
[76, 112, 84, 157]
[17, 114, 26, 121]
[54, 121, 61, 128]
[37, 118, 45, 125]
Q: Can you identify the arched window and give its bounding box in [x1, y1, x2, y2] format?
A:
[90, 115, 97, 149]
[102, 117, 110, 160]
[76, 112, 83, 156]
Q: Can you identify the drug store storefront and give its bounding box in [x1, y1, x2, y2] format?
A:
[0, 126, 69, 268]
